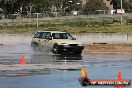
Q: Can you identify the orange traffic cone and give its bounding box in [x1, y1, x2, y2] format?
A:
[115, 72, 125, 88]
[20, 55, 26, 65]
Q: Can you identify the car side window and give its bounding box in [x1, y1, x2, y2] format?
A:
[52, 33, 59, 39]
[52, 33, 68, 39]
[40, 32, 51, 39]
[41, 32, 47, 39]
[33, 32, 41, 38]
[66, 33, 74, 40]
[60, 33, 68, 39]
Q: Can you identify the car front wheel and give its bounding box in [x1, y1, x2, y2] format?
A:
[52, 44, 59, 54]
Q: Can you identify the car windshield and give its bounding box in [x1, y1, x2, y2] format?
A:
[52, 33, 74, 40]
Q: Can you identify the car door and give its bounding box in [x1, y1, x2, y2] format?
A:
[39, 32, 53, 50]
[32, 32, 41, 44]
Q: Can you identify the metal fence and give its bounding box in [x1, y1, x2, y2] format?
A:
[0, 9, 132, 18]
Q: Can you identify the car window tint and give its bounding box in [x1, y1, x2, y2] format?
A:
[46, 32, 51, 37]
[34, 32, 41, 38]
[52, 33, 68, 39]
[66, 33, 74, 40]
[52, 33, 59, 39]
[40, 32, 51, 39]
[41, 32, 47, 39]
[60, 33, 68, 39]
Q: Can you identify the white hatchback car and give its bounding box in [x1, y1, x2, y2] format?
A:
[31, 31, 84, 55]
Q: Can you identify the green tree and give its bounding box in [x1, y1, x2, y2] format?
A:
[83, 0, 108, 14]
[30, 0, 82, 13]
[30, 0, 64, 13]
[123, 0, 132, 9]
[31, 0, 51, 12]
[110, 0, 121, 9]
[2, 0, 29, 15]
[110, 0, 132, 9]
[62, 0, 82, 13]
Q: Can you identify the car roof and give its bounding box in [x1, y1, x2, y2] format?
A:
[36, 31, 67, 33]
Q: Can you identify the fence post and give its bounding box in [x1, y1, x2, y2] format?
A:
[33, 13, 41, 28]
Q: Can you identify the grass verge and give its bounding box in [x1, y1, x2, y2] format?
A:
[0, 18, 132, 34]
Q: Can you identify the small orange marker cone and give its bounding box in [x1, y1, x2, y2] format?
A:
[20, 55, 26, 65]
[115, 72, 125, 88]
[118, 72, 122, 80]
[81, 67, 88, 78]
[85, 71, 88, 78]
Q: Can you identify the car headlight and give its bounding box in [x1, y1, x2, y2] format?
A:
[78, 44, 83, 46]
[62, 44, 69, 46]
[62, 44, 70, 47]
[61, 43, 68, 45]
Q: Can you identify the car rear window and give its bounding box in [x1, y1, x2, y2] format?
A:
[33, 32, 41, 38]
[34, 32, 51, 39]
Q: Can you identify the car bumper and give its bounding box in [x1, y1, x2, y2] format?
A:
[57, 45, 84, 54]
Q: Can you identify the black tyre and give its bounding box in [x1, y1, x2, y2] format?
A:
[72, 51, 82, 55]
[52, 44, 59, 54]
[31, 42, 39, 49]
[80, 77, 91, 86]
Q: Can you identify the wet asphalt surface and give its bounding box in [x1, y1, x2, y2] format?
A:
[0, 34, 132, 88]
[0, 44, 132, 88]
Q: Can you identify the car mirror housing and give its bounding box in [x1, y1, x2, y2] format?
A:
[46, 36, 52, 40]
[72, 38, 76, 40]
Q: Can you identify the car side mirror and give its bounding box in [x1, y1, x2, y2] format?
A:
[46, 36, 52, 40]
[72, 38, 76, 40]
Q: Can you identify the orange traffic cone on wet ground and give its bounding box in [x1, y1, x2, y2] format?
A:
[115, 72, 125, 88]
[20, 55, 26, 65]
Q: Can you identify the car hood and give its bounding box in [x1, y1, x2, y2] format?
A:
[53, 39, 82, 45]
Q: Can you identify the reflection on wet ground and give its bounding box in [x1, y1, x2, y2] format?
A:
[0, 44, 83, 64]
[1, 44, 132, 64]
[0, 44, 132, 88]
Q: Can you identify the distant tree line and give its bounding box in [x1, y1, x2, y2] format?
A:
[83, 0, 108, 14]
[0, 0, 29, 15]
[110, 0, 132, 9]
[0, 0, 132, 16]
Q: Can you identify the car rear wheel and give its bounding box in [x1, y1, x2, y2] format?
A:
[31, 42, 39, 49]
